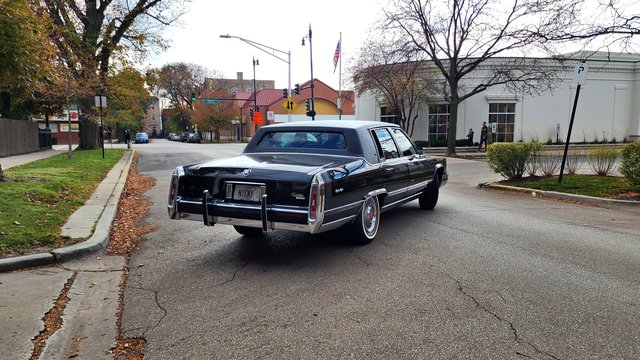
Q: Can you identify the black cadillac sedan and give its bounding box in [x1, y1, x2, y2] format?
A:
[167, 120, 447, 244]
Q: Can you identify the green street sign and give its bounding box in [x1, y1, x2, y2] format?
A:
[203, 98, 219, 104]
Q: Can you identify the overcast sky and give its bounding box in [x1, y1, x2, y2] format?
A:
[146, 0, 384, 91]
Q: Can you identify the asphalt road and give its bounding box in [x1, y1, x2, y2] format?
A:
[120, 139, 640, 359]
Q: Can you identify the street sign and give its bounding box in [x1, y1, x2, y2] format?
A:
[282, 97, 297, 113]
[203, 98, 219, 104]
[94, 95, 107, 108]
[572, 63, 588, 85]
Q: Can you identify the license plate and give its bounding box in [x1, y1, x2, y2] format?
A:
[233, 184, 262, 202]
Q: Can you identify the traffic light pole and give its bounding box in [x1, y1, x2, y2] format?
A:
[301, 25, 316, 120]
[220, 34, 291, 122]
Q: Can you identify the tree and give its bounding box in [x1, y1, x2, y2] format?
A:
[105, 67, 150, 132]
[383, 0, 639, 156]
[44, 0, 186, 84]
[154, 63, 216, 110]
[353, 36, 436, 137]
[0, 0, 57, 118]
[191, 91, 237, 141]
[43, 0, 187, 148]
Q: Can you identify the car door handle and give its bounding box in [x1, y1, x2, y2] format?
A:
[385, 168, 394, 178]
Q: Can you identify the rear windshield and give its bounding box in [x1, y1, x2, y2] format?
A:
[256, 131, 347, 150]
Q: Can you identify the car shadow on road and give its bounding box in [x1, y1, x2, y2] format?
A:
[191, 203, 441, 273]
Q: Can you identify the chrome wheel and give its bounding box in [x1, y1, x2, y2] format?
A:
[361, 196, 380, 238]
[350, 195, 380, 245]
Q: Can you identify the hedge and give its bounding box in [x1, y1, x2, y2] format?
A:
[619, 141, 640, 188]
[486, 142, 543, 180]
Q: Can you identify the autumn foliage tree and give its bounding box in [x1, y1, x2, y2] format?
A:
[0, 0, 58, 118]
[104, 67, 150, 134]
[191, 91, 238, 141]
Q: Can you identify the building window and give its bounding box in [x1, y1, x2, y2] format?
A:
[488, 103, 515, 142]
[380, 106, 397, 124]
[428, 104, 449, 140]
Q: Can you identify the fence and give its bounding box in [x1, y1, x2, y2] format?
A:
[0, 118, 41, 157]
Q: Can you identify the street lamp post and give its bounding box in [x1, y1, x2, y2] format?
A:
[253, 57, 259, 130]
[220, 34, 291, 122]
[301, 24, 316, 120]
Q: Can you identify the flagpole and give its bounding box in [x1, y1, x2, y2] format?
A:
[338, 32, 342, 120]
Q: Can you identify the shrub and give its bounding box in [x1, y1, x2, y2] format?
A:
[586, 147, 618, 176]
[487, 142, 540, 180]
[564, 149, 583, 175]
[525, 142, 545, 176]
[539, 151, 561, 176]
[619, 141, 640, 188]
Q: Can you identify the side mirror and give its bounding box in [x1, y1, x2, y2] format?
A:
[416, 147, 425, 155]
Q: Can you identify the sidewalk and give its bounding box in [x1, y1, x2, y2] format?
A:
[0, 146, 133, 359]
[0, 146, 133, 272]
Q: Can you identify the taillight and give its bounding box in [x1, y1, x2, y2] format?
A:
[168, 167, 184, 219]
[309, 184, 319, 220]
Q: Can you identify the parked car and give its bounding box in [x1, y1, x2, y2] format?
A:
[180, 132, 190, 142]
[170, 133, 182, 141]
[135, 132, 149, 144]
[186, 133, 201, 143]
[167, 120, 447, 244]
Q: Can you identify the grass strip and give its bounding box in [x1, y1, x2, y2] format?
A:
[504, 175, 636, 198]
[0, 149, 126, 255]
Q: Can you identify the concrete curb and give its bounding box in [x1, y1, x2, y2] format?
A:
[0, 151, 133, 272]
[481, 182, 640, 207]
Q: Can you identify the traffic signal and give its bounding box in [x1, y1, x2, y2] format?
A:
[294, 83, 300, 95]
[249, 108, 254, 119]
[282, 88, 288, 98]
[305, 99, 310, 112]
[191, 92, 196, 102]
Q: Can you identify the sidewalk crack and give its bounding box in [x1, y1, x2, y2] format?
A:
[30, 271, 77, 360]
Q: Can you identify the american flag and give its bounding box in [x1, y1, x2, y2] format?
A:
[333, 40, 341, 73]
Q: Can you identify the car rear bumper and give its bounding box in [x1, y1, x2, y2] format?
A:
[170, 197, 353, 234]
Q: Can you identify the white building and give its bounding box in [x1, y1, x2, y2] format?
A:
[355, 52, 640, 143]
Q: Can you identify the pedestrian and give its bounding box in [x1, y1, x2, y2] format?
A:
[466, 128, 474, 146]
[478, 122, 488, 151]
[124, 129, 131, 149]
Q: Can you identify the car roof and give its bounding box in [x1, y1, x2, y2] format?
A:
[261, 120, 397, 131]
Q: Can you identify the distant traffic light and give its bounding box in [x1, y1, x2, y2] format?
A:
[191, 92, 196, 102]
[294, 83, 300, 95]
[305, 99, 310, 112]
[282, 88, 288, 98]
[249, 108, 254, 118]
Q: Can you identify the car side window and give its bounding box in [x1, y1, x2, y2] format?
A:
[391, 128, 417, 157]
[372, 128, 399, 160]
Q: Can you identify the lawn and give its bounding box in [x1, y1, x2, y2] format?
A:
[0, 149, 126, 255]
[503, 175, 639, 199]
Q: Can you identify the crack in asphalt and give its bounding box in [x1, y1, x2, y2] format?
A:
[527, 341, 562, 360]
[354, 255, 373, 266]
[128, 285, 167, 335]
[438, 270, 562, 360]
[219, 261, 250, 286]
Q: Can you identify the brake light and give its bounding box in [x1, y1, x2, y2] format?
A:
[168, 167, 184, 219]
[309, 185, 319, 220]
